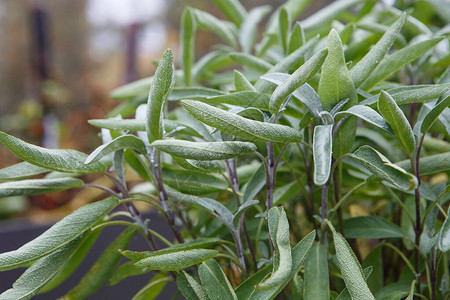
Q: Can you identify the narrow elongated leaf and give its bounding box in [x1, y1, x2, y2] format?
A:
[270, 48, 328, 114]
[360, 37, 444, 90]
[181, 7, 196, 86]
[344, 216, 404, 239]
[0, 177, 83, 197]
[181, 100, 302, 143]
[243, 163, 266, 203]
[0, 197, 118, 271]
[421, 91, 450, 134]
[234, 70, 257, 92]
[232, 200, 259, 227]
[438, 207, 450, 252]
[350, 145, 418, 191]
[110, 76, 152, 100]
[235, 265, 272, 299]
[0, 162, 49, 181]
[193, 9, 237, 48]
[257, 207, 292, 290]
[336, 105, 394, 134]
[350, 14, 406, 87]
[318, 29, 357, 158]
[273, 181, 302, 206]
[162, 168, 228, 195]
[313, 125, 333, 185]
[207, 92, 270, 110]
[303, 243, 329, 300]
[85, 135, 147, 164]
[336, 267, 373, 300]
[247, 231, 316, 300]
[177, 271, 209, 300]
[62, 228, 136, 300]
[146, 49, 175, 143]
[212, 0, 246, 26]
[199, 259, 238, 300]
[396, 152, 450, 176]
[229, 52, 273, 73]
[0, 131, 105, 174]
[330, 225, 375, 300]
[239, 6, 271, 54]
[378, 91, 415, 155]
[109, 262, 151, 287]
[278, 8, 290, 53]
[169, 87, 226, 101]
[0, 235, 86, 300]
[152, 140, 256, 161]
[132, 273, 170, 300]
[288, 22, 304, 54]
[172, 156, 226, 173]
[131, 249, 218, 271]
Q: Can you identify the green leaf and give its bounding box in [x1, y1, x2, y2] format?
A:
[438, 207, 450, 252]
[336, 267, 373, 300]
[206, 92, 270, 111]
[257, 207, 292, 290]
[313, 125, 333, 186]
[269, 48, 328, 114]
[162, 168, 228, 195]
[152, 140, 256, 161]
[0, 235, 86, 300]
[181, 100, 302, 143]
[234, 70, 257, 92]
[0, 162, 49, 181]
[85, 135, 147, 164]
[212, 0, 247, 26]
[193, 9, 238, 48]
[377, 90, 416, 155]
[172, 156, 226, 173]
[318, 29, 357, 158]
[198, 259, 238, 300]
[0, 177, 83, 197]
[169, 87, 226, 101]
[247, 230, 316, 300]
[132, 273, 171, 300]
[288, 22, 305, 54]
[329, 224, 375, 300]
[146, 49, 175, 143]
[335, 105, 394, 135]
[303, 243, 329, 300]
[351, 145, 418, 191]
[273, 181, 301, 206]
[278, 7, 290, 54]
[181, 7, 196, 86]
[110, 76, 152, 100]
[239, 6, 271, 54]
[0, 197, 118, 271]
[62, 228, 136, 300]
[396, 152, 450, 176]
[242, 163, 266, 203]
[421, 91, 450, 134]
[109, 262, 151, 286]
[0, 131, 105, 174]
[360, 37, 444, 90]
[232, 200, 259, 228]
[229, 52, 273, 73]
[350, 14, 406, 88]
[343, 216, 405, 239]
[177, 271, 209, 300]
[235, 265, 272, 299]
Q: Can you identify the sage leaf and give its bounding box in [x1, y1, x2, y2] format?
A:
[181, 7, 196, 86]
[0, 162, 49, 181]
[242, 163, 266, 203]
[350, 145, 418, 191]
[350, 14, 406, 88]
[378, 90, 416, 155]
[303, 242, 329, 300]
[177, 271, 209, 300]
[152, 140, 256, 161]
[439, 208, 450, 252]
[229, 52, 273, 73]
[162, 168, 228, 195]
[0, 177, 83, 197]
[329, 224, 375, 300]
[193, 9, 238, 48]
[234, 70, 257, 92]
[212, 0, 246, 26]
[110, 76, 152, 100]
[206, 91, 270, 110]
[169, 87, 226, 101]
[0, 235, 86, 300]
[396, 152, 450, 176]
[146, 49, 175, 143]
[360, 37, 444, 90]
[0, 197, 119, 271]
[257, 207, 292, 290]
[336, 267, 373, 300]
[239, 6, 271, 54]
[235, 265, 272, 299]
[85, 135, 147, 164]
[278, 8, 290, 54]
[62, 228, 136, 300]
[313, 125, 333, 185]
[181, 100, 302, 143]
[199, 259, 238, 300]
[421, 91, 450, 134]
[288, 22, 304, 54]
[343, 216, 404, 239]
[318, 29, 357, 158]
[335, 105, 394, 135]
[232, 200, 259, 228]
[172, 156, 226, 173]
[0, 131, 105, 174]
[269, 48, 328, 114]
[132, 272, 171, 300]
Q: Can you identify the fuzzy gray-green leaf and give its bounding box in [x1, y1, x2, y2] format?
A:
[335, 105, 393, 135]
[86, 135, 147, 164]
[421, 91, 450, 135]
[207, 91, 270, 110]
[212, 0, 246, 26]
[177, 271, 209, 300]
[234, 70, 257, 92]
[438, 207, 450, 252]
[199, 259, 238, 300]
[313, 125, 333, 186]
[303, 242, 329, 300]
[193, 9, 237, 48]
[343, 216, 404, 239]
[0, 131, 105, 174]
[0, 177, 83, 198]
[181, 7, 196, 86]
[182, 100, 302, 143]
[229, 52, 273, 73]
[146, 49, 175, 143]
[239, 6, 271, 54]
[0, 197, 118, 271]
[396, 152, 450, 176]
[0, 162, 50, 181]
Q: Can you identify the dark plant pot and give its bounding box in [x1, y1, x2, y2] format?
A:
[0, 211, 179, 299]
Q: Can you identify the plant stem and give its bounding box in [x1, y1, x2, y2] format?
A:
[233, 231, 247, 273]
[332, 163, 344, 234]
[430, 247, 437, 300]
[266, 141, 275, 211]
[83, 183, 121, 198]
[320, 180, 330, 244]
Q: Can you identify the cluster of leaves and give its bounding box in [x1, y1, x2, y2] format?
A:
[0, 0, 449, 299]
